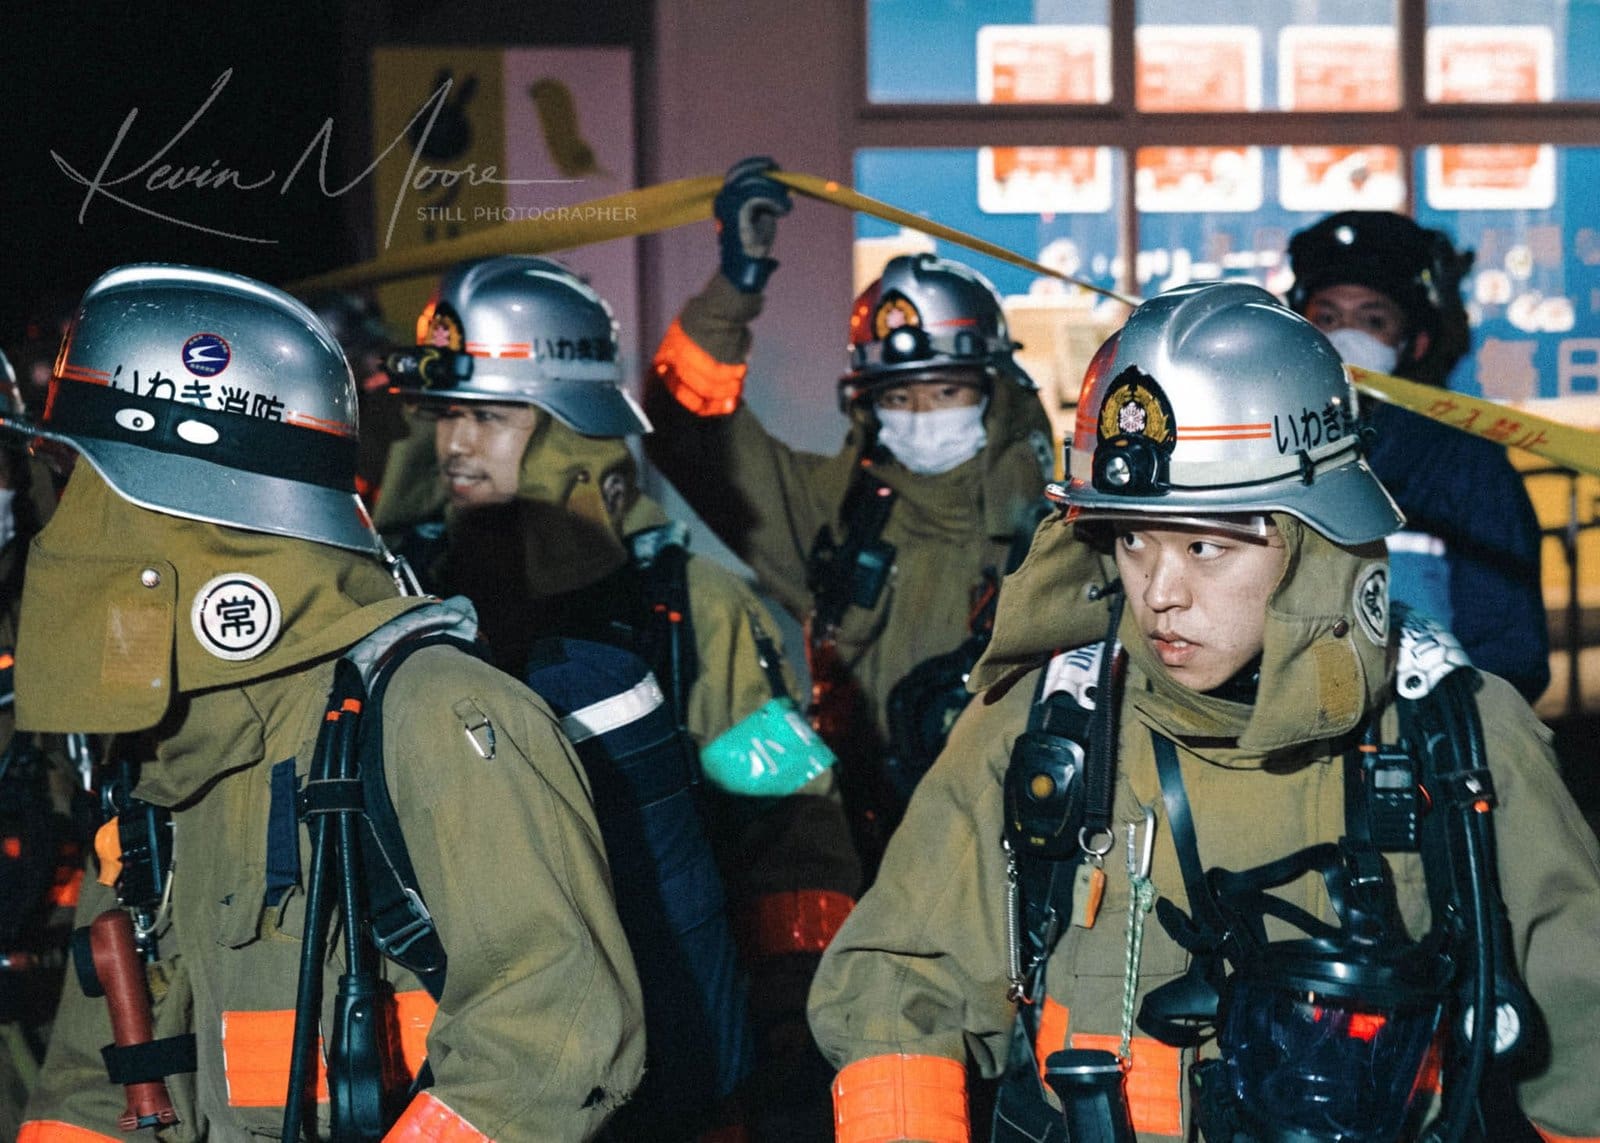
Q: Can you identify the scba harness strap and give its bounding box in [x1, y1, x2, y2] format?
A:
[997, 610, 1536, 1143]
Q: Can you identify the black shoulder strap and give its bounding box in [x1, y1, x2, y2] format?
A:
[352, 632, 485, 1002]
[632, 539, 698, 728]
[806, 452, 898, 638]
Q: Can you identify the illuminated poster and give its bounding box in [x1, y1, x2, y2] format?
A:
[1277, 24, 1397, 110]
[1136, 146, 1263, 213]
[1135, 26, 1260, 111]
[978, 146, 1113, 214]
[1279, 145, 1404, 211]
[976, 25, 1110, 104]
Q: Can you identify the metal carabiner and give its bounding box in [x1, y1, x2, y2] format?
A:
[1127, 804, 1156, 881]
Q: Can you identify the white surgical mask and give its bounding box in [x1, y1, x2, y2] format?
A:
[875, 399, 989, 476]
[1324, 328, 1400, 376]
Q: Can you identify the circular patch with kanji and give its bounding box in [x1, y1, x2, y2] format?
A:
[190, 572, 282, 661]
[1353, 563, 1390, 647]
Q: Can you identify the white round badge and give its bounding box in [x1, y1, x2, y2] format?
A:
[191, 572, 283, 661]
[1352, 564, 1390, 647]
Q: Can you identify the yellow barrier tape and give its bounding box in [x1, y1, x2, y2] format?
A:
[1348, 366, 1598, 475]
[769, 171, 1136, 305]
[284, 167, 1599, 475]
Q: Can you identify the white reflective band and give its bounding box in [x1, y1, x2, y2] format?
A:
[559, 675, 665, 744]
[1386, 531, 1447, 557]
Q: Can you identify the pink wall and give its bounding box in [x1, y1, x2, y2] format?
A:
[642, 1, 858, 566]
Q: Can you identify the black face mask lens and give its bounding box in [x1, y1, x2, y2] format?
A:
[1221, 972, 1443, 1143]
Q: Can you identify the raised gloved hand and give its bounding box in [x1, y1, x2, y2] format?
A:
[714, 156, 793, 294]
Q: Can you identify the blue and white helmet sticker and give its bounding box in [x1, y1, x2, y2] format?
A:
[182, 333, 231, 378]
[1353, 563, 1390, 647]
[191, 572, 282, 661]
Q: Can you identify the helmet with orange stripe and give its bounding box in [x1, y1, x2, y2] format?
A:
[387, 255, 650, 438]
[15, 263, 381, 555]
[1053, 281, 1402, 546]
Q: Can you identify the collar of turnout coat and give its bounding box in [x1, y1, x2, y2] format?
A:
[16, 463, 421, 736]
[970, 511, 1393, 755]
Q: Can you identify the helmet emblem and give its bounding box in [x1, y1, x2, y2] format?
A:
[419, 302, 464, 351]
[181, 333, 231, 378]
[1098, 369, 1174, 447]
[872, 294, 921, 340]
[190, 572, 283, 662]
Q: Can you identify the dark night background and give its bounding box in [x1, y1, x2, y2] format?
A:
[0, 0, 649, 387]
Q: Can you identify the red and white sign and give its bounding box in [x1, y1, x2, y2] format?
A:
[977, 25, 1110, 104]
[1279, 145, 1405, 212]
[1278, 25, 1398, 110]
[978, 146, 1113, 214]
[1425, 143, 1556, 211]
[1136, 146, 1263, 213]
[1136, 26, 1261, 111]
[1426, 26, 1553, 103]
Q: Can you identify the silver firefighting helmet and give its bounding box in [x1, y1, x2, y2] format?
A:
[839, 252, 1033, 411]
[5, 263, 381, 555]
[388, 255, 650, 437]
[1056, 281, 1403, 546]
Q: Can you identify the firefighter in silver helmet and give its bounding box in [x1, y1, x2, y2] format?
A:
[646, 159, 1056, 885]
[375, 254, 858, 1141]
[1284, 211, 1548, 702]
[807, 282, 1600, 1142]
[13, 264, 643, 1141]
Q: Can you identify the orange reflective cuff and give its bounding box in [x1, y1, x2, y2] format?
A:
[745, 889, 855, 957]
[384, 1092, 489, 1142]
[653, 320, 746, 416]
[221, 991, 436, 1108]
[1534, 1128, 1600, 1143]
[18, 1123, 121, 1143]
[834, 1054, 968, 1143]
[94, 818, 123, 887]
[1071, 1033, 1183, 1139]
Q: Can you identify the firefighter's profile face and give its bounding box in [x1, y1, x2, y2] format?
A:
[430, 401, 541, 510]
[1113, 522, 1288, 692]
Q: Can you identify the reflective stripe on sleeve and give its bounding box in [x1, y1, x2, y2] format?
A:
[383, 1091, 489, 1141]
[653, 320, 747, 417]
[743, 889, 854, 957]
[833, 1053, 968, 1143]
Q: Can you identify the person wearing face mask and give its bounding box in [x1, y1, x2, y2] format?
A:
[807, 282, 1600, 1143]
[375, 255, 859, 1143]
[645, 159, 1055, 881]
[1286, 211, 1549, 703]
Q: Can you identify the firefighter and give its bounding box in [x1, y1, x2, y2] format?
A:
[807, 282, 1600, 1142]
[645, 158, 1055, 877]
[376, 254, 858, 1141]
[1286, 210, 1549, 703]
[13, 264, 645, 1141]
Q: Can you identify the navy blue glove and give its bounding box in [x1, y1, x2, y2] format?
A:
[714, 156, 793, 293]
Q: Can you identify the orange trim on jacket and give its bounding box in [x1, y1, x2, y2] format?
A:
[18, 1123, 121, 1143]
[744, 889, 855, 957]
[653, 320, 747, 417]
[383, 1091, 489, 1141]
[1029, 999, 1182, 1138]
[833, 1053, 968, 1143]
[220, 989, 436, 1107]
